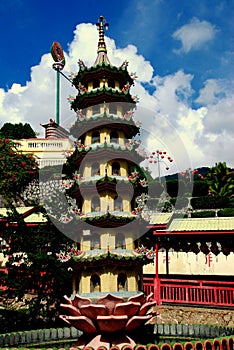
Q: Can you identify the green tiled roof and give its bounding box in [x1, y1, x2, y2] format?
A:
[0, 206, 33, 217]
[149, 212, 173, 225]
[168, 217, 234, 231]
[23, 212, 47, 223]
[0, 207, 47, 223]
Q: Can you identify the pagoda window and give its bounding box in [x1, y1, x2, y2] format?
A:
[115, 233, 125, 249]
[114, 195, 123, 211]
[90, 274, 101, 292]
[108, 78, 115, 88]
[92, 131, 100, 143]
[112, 162, 120, 176]
[93, 79, 100, 89]
[110, 131, 119, 144]
[109, 104, 117, 114]
[92, 105, 100, 115]
[117, 273, 127, 291]
[91, 233, 100, 250]
[91, 162, 100, 176]
[91, 196, 100, 212]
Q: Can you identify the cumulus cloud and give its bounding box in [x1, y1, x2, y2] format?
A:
[172, 18, 218, 54]
[0, 22, 233, 171]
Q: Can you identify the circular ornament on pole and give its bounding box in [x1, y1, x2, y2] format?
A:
[51, 41, 65, 68]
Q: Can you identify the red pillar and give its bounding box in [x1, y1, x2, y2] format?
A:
[154, 239, 161, 305]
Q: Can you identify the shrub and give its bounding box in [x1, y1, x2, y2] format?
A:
[217, 208, 234, 217]
[192, 180, 209, 197]
[166, 180, 187, 197]
[191, 196, 230, 209]
[172, 213, 188, 219]
[170, 197, 189, 209]
[191, 210, 216, 218]
[166, 180, 178, 197]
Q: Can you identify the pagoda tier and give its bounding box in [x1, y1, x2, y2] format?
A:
[67, 142, 144, 166]
[58, 211, 146, 231]
[71, 249, 151, 269]
[70, 112, 140, 140]
[64, 153, 144, 181]
[73, 62, 134, 90]
[71, 86, 135, 111]
[69, 175, 147, 197]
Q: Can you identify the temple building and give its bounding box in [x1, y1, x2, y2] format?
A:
[14, 119, 72, 168]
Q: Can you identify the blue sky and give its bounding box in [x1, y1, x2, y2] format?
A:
[0, 0, 233, 92]
[0, 0, 233, 171]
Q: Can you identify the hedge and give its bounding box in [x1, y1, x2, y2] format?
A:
[191, 210, 216, 218]
[170, 197, 189, 209]
[217, 208, 234, 217]
[191, 196, 230, 209]
[192, 181, 209, 197]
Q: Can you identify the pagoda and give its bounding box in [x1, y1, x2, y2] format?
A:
[59, 16, 155, 345]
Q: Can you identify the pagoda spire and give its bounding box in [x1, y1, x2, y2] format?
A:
[93, 15, 110, 65]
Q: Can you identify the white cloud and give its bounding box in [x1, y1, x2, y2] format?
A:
[0, 22, 233, 171]
[172, 18, 218, 54]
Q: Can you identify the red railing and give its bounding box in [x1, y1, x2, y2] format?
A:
[143, 277, 234, 307]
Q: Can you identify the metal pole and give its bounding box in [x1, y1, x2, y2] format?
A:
[157, 152, 161, 183]
[56, 69, 60, 125]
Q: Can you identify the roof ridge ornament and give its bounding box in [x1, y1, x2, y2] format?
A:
[96, 15, 109, 54]
[94, 16, 110, 66]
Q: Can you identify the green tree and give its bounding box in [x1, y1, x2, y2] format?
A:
[0, 139, 72, 331]
[0, 138, 38, 200]
[0, 122, 36, 139]
[206, 162, 234, 197]
[1, 206, 73, 331]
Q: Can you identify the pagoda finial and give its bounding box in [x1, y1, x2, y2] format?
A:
[96, 15, 109, 54]
[94, 16, 110, 65]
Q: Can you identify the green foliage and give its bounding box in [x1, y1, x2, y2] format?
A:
[191, 196, 231, 209]
[166, 179, 178, 197]
[0, 122, 36, 139]
[205, 162, 234, 197]
[0, 138, 38, 199]
[166, 180, 187, 197]
[39, 164, 64, 181]
[192, 180, 209, 197]
[170, 197, 189, 209]
[191, 210, 216, 218]
[217, 208, 234, 217]
[1, 205, 73, 330]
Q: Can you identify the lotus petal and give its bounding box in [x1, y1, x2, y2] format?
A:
[63, 315, 97, 333]
[59, 315, 71, 325]
[63, 295, 72, 305]
[125, 315, 152, 332]
[60, 303, 81, 316]
[97, 293, 124, 315]
[146, 292, 154, 302]
[80, 303, 107, 319]
[72, 294, 92, 309]
[138, 301, 156, 316]
[113, 301, 140, 317]
[97, 315, 128, 333]
[128, 292, 146, 305]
